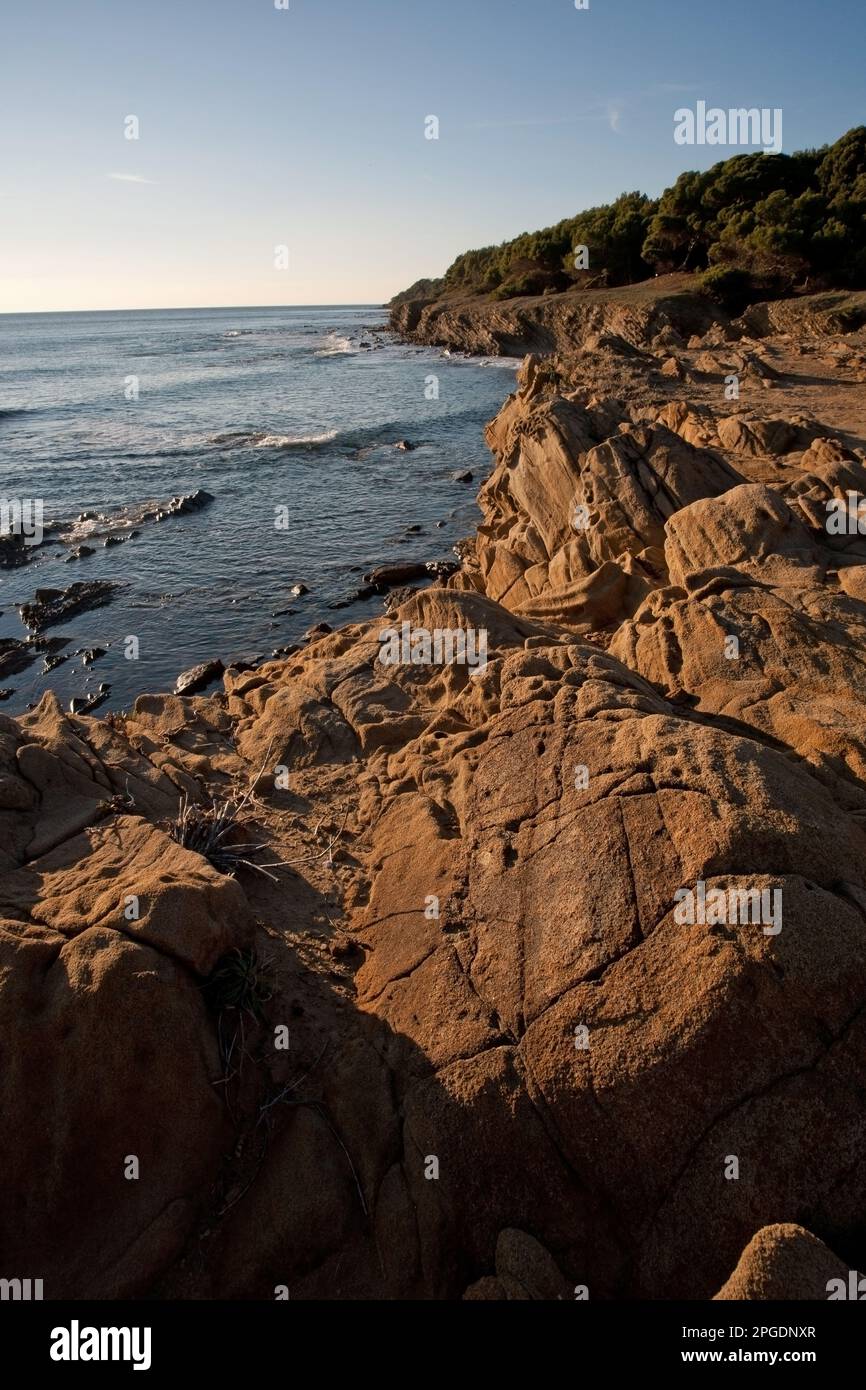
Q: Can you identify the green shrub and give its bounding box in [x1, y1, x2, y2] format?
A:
[699, 266, 755, 314]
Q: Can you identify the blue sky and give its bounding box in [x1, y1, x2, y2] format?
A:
[1, 0, 864, 311]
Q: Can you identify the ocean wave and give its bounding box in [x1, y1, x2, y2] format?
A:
[315, 334, 357, 357]
[210, 428, 339, 450]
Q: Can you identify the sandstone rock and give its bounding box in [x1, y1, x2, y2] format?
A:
[5, 288, 866, 1307]
[714, 1225, 854, 1300]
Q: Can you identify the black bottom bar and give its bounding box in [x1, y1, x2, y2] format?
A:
[1, 1297, 860, 1375]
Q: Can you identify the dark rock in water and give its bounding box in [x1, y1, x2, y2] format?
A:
[42, 652, 69, 674]
[436, 520, 447, 528]
[0, 633, 71, 679]
[270, 607, 298, 619]
[0, 688, 13, 701]
[19, 581, 120, 633]
[69, 686, 111, 715]
[67, 490, 214, 552]
[164, 489, 214, 517]
[270, 644, 300, 660]
[174, 659, 225, 696]
[304, 623, 332, 641]
[0, 533, 32, 568]
[395, 439, 416, 452]
[426, 558, 460, 580]
[66, 545, 95, 562]
[289, 583, 310, 597]
[330, 582, 378, 607]
[363, 561, 429, 588]
[405, 524, 424, 534]
[79, 647, 107, 667]
[452, 469, 474, 483]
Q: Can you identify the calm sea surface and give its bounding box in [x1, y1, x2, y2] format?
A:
[0, 306, 518, 714]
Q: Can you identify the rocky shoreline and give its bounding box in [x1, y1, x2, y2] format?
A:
[3, 287, 866, 1299]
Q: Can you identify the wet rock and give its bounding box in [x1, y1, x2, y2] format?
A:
[425, 558, 460, 580]
[0, 635, 71, 680]
[0, 688, 13, 702]
[174, 659, 225, 696]
[289, 583, 310, 597]
[65, 545, 95, 562]
[79, 647, 107, 667]
[19, 581, 120, 634]
[0, 533, 33, 568]
[160, 489, 214, 518]
[395, 440, 416, 451]
[0, 640, 38, 680]
[363, 561, 429, 588]
[304, 623, 333, 641]
[452, 469, 474, 483]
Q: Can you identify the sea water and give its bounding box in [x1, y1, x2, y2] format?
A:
[0, 305, 518, 713]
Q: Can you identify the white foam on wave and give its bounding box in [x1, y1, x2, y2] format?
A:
[253, 429, 339, 448]
[210, 428, 339, 449]
[315, 333, 357, 357]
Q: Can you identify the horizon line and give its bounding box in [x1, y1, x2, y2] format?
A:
[0, 301, 389, 317]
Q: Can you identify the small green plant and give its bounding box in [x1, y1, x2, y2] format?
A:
[203, 947, 274, 1021]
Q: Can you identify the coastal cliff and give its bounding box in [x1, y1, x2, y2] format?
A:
[3, 290, 866, 1299]
[390, 271, 866, 359]
[389, 273, 724, 355]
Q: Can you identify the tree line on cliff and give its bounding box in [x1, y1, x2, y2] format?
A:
[392, 127, 866, 313]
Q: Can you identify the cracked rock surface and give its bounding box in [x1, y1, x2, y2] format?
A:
[3, 291, 866, 1298]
